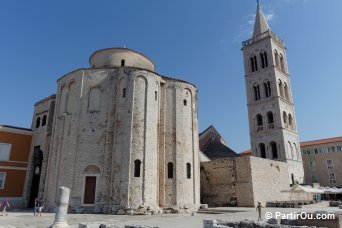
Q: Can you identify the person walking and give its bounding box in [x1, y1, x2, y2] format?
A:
[256, 201, 262, 221]
[37, 198, 44, 217]
[34, 198, 39, 216]
[1, 198, 10, 216]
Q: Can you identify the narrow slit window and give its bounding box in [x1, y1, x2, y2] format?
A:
[186, 163, 191, 179]
[183, 99, 187, 106]
[155, 91, 158, 101]
[168, 162, 173, 179]
[134, 159, 141, 177]
[123, 88, 126, 98]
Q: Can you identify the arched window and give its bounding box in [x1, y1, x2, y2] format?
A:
[270, 141, 278, 159]
[267, 112, 274, 129]
[36, 117, 41, 128]
[186, 163, 191, 179]
[259, 143, 266, 158]
[288, 141, 294, 159]
[264, 52, 268, 67]
[42, 115, 47, 126]
[293, 143, 298, 160]
[260, 51, 268, 68]
[59, 86, 68, 115]
[279, 54, 285, 71]
[121, 59, 125, 66]
[278, 80, 284, 98]
[283, 111, 288, 127]
[253, 84, 261, 100]
[250, 57, 254, 72]
[256, 114, 263, 131]
[284, 83, 289, 100]
[250, 55, 258, 72]
[88, 87, 101, 113]
[134, 159, 141, 177]
[66, 82, 76, 114]
[288, 114, 293, 129]
[274, 50, 280, 68]
[260, 52, 265, 68]
[264, 81, 271, 98]
[167, 162, 173, 179]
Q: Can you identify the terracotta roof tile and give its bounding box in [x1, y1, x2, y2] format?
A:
[240, 149, 252, 155]
[300, 137, 342, 147]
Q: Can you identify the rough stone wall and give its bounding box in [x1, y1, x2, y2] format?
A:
[43, 50, 200, 214]
[249, 156, 289, 207]
[200, 156, 290, 207]
[234, 157, 254, 207]
[200, 159, 237, 206]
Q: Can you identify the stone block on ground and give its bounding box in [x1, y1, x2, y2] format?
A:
[267, 218, 278, 224]
[78, 223, 102, 228]
[280, 219, 297, 225]
[200, 204, 209, 209]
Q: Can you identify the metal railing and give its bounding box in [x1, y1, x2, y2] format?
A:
[242, 30, 284, 47]
[268, 123, 275, 129]
[257, 125, 263, 131]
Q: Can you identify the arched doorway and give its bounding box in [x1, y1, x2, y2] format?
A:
[83, 165, 100, 205]
[29, 146, 43, 207]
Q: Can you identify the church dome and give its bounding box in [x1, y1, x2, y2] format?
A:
[89, 48, 155, 72]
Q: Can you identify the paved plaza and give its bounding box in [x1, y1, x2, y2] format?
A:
[0, 202, 340, 228]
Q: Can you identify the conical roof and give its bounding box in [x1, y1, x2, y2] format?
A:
[253, 1, 270, 37]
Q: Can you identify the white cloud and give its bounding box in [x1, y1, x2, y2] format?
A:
[265, 13, 275, 22]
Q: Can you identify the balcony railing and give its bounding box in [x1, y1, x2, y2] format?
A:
[268, 123, 274, 129]
[257, 125, 263, 132]
[242, 30, 284, 47]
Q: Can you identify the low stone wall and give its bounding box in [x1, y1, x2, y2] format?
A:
[203, 212, 342, 228]
[78, 224, 158, 228]
[201, 156, 291, 207]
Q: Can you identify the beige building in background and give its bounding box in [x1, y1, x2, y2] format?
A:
[301, 137, 342, 187]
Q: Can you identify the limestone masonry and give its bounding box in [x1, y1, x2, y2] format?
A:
[242, 3, 304, 184]
[26, 48, 200, 214]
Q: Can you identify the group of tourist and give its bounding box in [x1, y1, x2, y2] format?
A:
[0, 198, 44, 217]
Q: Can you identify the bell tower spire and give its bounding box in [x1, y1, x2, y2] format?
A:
[253, 0, 270, 37]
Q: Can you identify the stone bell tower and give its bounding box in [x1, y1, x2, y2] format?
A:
[241, 2, 304, 184]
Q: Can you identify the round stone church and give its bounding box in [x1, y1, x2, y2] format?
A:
[41, 48, 200, 214]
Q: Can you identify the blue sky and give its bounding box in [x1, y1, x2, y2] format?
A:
[0, 0, 341, 153]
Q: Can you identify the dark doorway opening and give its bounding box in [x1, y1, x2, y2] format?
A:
[29, 146, 43, 207]
[84, 176, 96, 204]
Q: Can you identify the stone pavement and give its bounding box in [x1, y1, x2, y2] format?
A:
[0, 202, 339, 228]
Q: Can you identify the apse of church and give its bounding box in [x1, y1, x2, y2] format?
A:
[27, 48, 200, 214]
